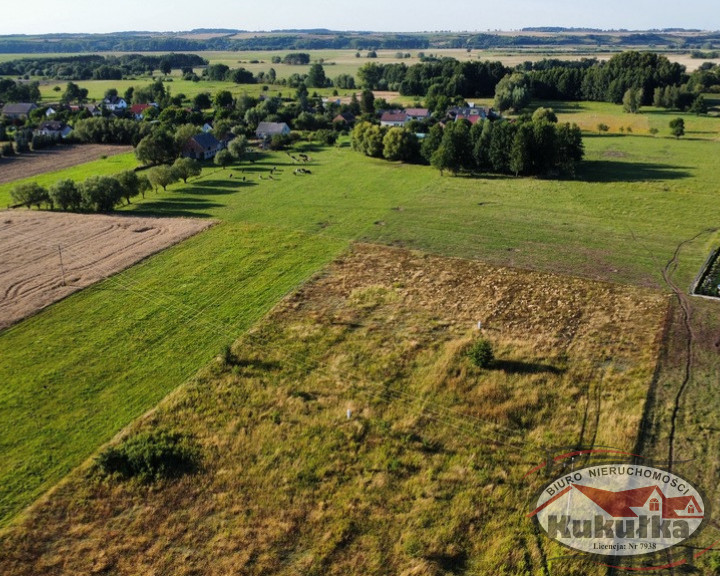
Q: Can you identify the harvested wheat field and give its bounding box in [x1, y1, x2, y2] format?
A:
[0, 243, 671, 575]
[0, 210, 212, 330]
[0, 144, 132, 186]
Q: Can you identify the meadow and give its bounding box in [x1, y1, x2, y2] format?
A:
[0, 150, 137, 207]
[0, 95, 719, 572]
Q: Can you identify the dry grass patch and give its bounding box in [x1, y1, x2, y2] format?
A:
[0, 243, 668, 575]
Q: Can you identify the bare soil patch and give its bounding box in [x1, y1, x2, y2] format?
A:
[0, 210, 212, 330]
[0, 144, 132, 186]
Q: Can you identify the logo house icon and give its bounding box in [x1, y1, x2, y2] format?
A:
[531, 465, 705, 556]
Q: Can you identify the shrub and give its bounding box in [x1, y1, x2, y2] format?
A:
[467, 339, 494, 368]
[96, 430, 201, 483]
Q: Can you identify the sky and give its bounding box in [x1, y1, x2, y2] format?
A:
[1, 0, 717, 35]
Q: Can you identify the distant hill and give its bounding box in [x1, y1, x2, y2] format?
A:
[0, 29, 718, 53]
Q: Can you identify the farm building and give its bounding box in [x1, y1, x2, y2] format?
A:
[255, 122, 291, 140]
[183, 133, 223, 160]
[2, 103, 37, 120]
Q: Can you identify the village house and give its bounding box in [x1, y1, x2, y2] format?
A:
[102, 96, 127, 112]
[332, 112, 356, 126]
[182, 133, 223, 160]
[448, 105, 497, 124]
[34, 121, 73, 139]
[379, 111, 407, 127]
[404, 108, 431, 122]
[69, 104, 102, 117]
[255, 121, 290, 140]
[1, 102, 38, 120]
[129, 103, 154, 120]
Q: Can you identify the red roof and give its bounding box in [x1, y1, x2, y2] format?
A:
[130, 104, 151, 115]
[457, 114, 483, 125]
[380, 111, 407, 123]
[574, 484, 703, 519]
[405, 108, 429, 117]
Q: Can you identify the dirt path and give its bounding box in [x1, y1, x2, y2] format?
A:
[0, 210, 212, 330]
[0, 144, 132, 186]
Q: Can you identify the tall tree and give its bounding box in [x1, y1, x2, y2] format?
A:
[382, 127, 419, 162]
[360, 89, 375, 115]
[135, 129, 177, 166]
[306, 63, 328, 88]
[494, 73, 532, 112]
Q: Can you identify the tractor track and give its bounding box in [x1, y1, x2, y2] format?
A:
[663, 229, 717, 472]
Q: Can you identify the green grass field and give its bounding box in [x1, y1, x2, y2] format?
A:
[1, 101, 719, 529]
[0, 221, 343, 525]
[0, 151, 138, 207]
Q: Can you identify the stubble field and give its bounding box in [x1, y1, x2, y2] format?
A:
[0, 210, 212, 329]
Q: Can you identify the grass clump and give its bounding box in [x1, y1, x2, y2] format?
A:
[466, 338, 494, 368]
[96, 430, 201, 483]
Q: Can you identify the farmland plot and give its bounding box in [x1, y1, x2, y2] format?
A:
[0, 243, 669, 576]
[0, 210, 212, 329]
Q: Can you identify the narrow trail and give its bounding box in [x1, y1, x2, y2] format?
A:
[662, 229, 717, 472]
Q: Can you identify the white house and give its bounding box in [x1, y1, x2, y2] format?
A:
[405, 108, 431, 122]
[102, 96, 128, 112]
[380, 111, 407, 127]
[35, 121, 73, 139]
[255, 122, 290, 140]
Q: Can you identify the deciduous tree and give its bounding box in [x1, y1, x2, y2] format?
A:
[172, 157, 201, 183]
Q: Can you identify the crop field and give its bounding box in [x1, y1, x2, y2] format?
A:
[0, 210, 212, 329]
[0, 144, 132, 188]
[0, 149, 137, 207]
[0, 243, 669, 575]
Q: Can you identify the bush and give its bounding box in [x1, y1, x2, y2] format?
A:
[467, 339, 494, 368]
[96, 430, 201, 483]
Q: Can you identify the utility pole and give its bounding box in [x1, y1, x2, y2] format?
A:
[57, 245, 66, 286]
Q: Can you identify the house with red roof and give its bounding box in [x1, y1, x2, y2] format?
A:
[405, 108, 430, 122]
[129, 103, 154, 119]
[380, 111, 407, 127]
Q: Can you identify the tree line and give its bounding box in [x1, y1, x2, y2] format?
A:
[2, 30, 720, 54]
[0, 54, 207, 81]
[352, 108, 584, 178]
[0, 79, 41, 104]
[10, 171, 151, 212]
[355, 51, 711, 113]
